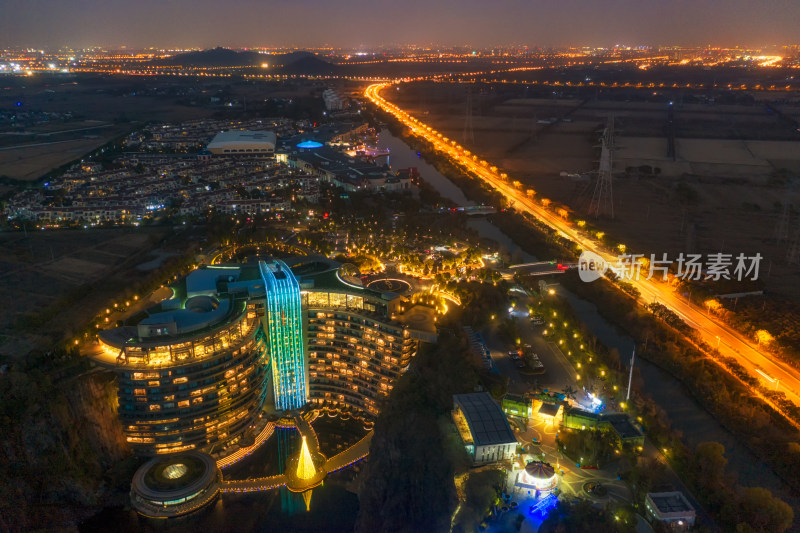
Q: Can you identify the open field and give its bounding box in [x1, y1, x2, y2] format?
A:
[0, 135, 125, 180]
[0, 74, 228, 182]
[386, 82, 800, 298]
[0, 227, 202, 357]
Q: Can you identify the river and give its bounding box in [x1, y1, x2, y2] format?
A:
[376, 128, 799, 516]
[557, 290, 798, 508]
[81, 129, 795, 531]
[376, 131, 536, 263]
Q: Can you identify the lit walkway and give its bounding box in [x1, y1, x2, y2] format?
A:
[324, 431, 373, 473]
[216, 421, 277, 470]
[220, 473, 288, 494]
[294, 415, 321, 456]
[219, 430, 374, 494]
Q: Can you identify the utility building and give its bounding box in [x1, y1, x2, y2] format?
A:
[453, 392, 518, 464]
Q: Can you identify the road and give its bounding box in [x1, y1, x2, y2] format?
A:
[484, 317, 576, 398]
[365, 82, 800, 418]
[493, 314, 715, 529]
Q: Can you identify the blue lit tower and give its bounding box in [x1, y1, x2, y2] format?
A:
[259, 260, 307, 410]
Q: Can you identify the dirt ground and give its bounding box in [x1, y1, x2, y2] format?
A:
[0, 227, 192, 357]
[0, 135, 125, 180]
[385, 83, 800, 298]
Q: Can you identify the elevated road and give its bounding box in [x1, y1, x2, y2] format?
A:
[365, 82, 800, 421]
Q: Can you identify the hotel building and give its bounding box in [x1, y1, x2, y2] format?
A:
[261, 261, 307, 411]
[297, 261, 437, 417]
[89, 258, 436, 456]
[90, 265, 272, 455]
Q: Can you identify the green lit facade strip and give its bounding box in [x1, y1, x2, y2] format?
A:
[254, 324, 271, 408]
[260, 260, 307, 410]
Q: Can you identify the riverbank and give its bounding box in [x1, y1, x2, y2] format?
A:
[370, 112, 799, 529]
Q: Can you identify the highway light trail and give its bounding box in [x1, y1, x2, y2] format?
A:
[365, 81, 800, 428]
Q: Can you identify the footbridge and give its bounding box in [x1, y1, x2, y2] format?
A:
[219, 419, 374, 494]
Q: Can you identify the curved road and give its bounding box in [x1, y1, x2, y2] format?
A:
[365, 82, 800, 419]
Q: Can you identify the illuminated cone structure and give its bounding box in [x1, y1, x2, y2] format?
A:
[297, 436, 316, 481]
[286, 431, 326, 492]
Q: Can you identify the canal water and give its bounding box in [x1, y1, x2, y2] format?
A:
[557, 289, 797, 507]
[376, 131, 535, 263]
[377, 129, 799, 512]
[81, 129, 796, 530]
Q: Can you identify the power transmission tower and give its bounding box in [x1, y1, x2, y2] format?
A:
[463, 86, 475, 144]
[589, 116, 615, 219]
[626, 347, 635, 402]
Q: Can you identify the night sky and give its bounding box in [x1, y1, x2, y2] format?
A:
[1, 0, 798, 49]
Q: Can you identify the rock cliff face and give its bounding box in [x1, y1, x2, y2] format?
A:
[355, 331, 477, 533]
[0, 368, 131, 531]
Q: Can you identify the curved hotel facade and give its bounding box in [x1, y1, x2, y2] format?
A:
[91, 265, 273, 455]
[301, 267, 430, 416]
[90, 258, 436, 456]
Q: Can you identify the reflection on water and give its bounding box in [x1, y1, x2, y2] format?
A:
[375, 131, 471, 206]
[376, 128, 797, 508]
[80, 484, 358, 533]
[376, 131, 536, 262]
[80, 424, 359, 533]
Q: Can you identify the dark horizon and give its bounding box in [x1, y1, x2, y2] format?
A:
[1, 0, 798, 50]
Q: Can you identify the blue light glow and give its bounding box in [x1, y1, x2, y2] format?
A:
[260, 260, 307, 410]
[296, 140, 323, 149]
[530, 493, 557, 516]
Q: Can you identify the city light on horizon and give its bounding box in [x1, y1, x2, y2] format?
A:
[2, 0, 800, 49]
[3, 3, 800, 531]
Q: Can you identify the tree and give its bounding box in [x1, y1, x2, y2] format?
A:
[691, 441, 727, 494]
[755, 329, 774, 346]
[733, 486, 793, 533]
[355, 331, 479, 533]
[541, 499, 629, 532]
[452, 469, 505, 532]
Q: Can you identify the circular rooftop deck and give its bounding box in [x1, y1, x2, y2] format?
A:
[130, 451, 220, 518]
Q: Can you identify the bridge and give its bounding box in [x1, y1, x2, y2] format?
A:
[454, 205, 497, 216]
[216, 421, 277, 470]
[507, 261, 574, 276]
[324, 432, 372, 473]
[218, 420, 374, 494]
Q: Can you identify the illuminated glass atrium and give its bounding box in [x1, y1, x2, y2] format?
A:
[260, 260, 308, 410]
